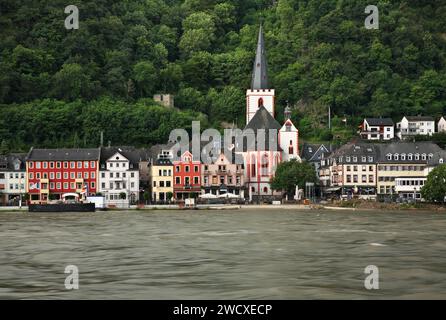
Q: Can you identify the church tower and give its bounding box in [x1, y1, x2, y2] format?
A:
[246, 25, 275, 125]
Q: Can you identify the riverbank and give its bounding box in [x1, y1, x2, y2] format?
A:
[1, 202, 445, 213]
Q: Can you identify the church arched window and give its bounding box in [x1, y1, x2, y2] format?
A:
[258, 98, 264, 108]
[251, 154, 256, 177]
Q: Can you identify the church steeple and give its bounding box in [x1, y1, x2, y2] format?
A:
[251, 25, 269, 90]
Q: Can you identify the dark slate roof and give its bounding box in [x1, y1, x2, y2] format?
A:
[378, 142, 442, 162]
[148, 142, 175, 160]
[365, 118, 394, 126]
[245, 106, 281, 131]
[154, 158, 172, 166]
[242, 107, 282, 152]
[428, 150, 446, 167]
[251, 25, 269, 90]
[0, 153, 27, 171]
[100, 147, 149, 169]
[301, 143, 330, 162]
[27, 148, 100, 161]
[330, 142, 379, 164]
[405, 116, 435, 122]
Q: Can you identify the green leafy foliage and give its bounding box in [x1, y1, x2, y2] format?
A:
[421, 165, 446, 203]
[0, 0, 445, 149]
[270, 160, 317, 197]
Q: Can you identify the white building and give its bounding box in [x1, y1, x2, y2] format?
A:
[396, 116, 435, 139]
[360, 118, 394, 140]
[98, 147, 140, 208]
[438, 117, 446, 133]
[0, 154, 27, 206]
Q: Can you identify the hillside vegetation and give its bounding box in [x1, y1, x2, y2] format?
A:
[0, 0, 445, 151]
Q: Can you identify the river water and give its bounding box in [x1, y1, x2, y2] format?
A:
[0, 209, 445, 299]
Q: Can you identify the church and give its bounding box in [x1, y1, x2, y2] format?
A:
[242, 26, 300, 202]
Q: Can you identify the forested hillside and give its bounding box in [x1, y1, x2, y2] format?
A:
[0, 0, 445, 151]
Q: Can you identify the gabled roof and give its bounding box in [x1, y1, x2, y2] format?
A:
[251, 25, 269, 90]
[405, 116, 435, 122]
[0, 153, 27, 171]
[100, 147, 148, 169]
[27, 148, 100, 161]
[301, 144, 330, 162]
[245, 106, 281, 131]
[365, 118, 394, 126]
[330, 142, 379, 164]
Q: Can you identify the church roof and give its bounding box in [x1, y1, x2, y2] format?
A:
[251, 25, 269, 90]
[245, 106, 281, 131]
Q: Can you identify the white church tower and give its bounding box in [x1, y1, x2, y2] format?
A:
[246, 25, 275, 125]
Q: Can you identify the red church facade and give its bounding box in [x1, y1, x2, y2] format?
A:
[26, 148, 100, 204]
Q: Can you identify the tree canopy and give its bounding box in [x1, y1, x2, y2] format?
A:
[270, 159, 317, 197]
[1, 0, 445, 150]
[421, 165, 446, 203]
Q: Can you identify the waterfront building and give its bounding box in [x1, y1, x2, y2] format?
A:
[425, 150, 446, 176]
[359, 118, 395, 140]
[376, 142, 441, 200]
[173, 151, 201, 200]
[396, 116, 435, 139]
[0, 154, 27, 206]
[149, 150, 174, 203]
[301, 143, 331, 179]
[321, 142, 379, 200]
[98, 147, 140, 208]
[201, 151, 245, 198]
[26, 148, 100, 204]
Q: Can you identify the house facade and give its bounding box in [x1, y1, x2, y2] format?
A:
[202, 152, 245, 198]
[26, 148, 100, 204]
[438, 117, 446, 133]
[98, 147, 140, 208]
[150, 157, 173, 203]
[0, 154, 27, 205]
[396, 116, 435, 139]
[359, 118, 394, 140]
[173, 151, 201, 200]
[377, 142, 441, 200]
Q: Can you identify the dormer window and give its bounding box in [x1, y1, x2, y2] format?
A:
[440, 159, 444, 164]
[394, 154, 399, 161]
[362, 156, 366, 162]
[401, 154, 406, 161]
[415, 154, 420, 160]
[428, 154, 433, 160]
[368, 157, 373, 162]
[408, 154, 413, 161]
[353, 157, 358, 162]
[346, 157, 351, 162]
[422, 154, 427, 160]
[387, 154, 392, 160]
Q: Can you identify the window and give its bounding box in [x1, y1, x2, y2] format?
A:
[64, 182, 68, 189]
[91, 162, 95, 168]
[56, 162, 61, 168]
[77, 172, 82, 179]
[91, 182, 95, 189]
[70, 172, 75, 179]
[369, 175, 374, 183]
[84, 161, 89, 169]
[362, 157, 366, 162]
[84, 172, 89, 179]
[50, 172, 54, 179]
[387, 154, 392, 160]
[64, 162, 68, 168]
[70, 162, 75, 169]
[131, 172, 135, 178]
[29, 162, 34, 169]
[176, 166, 180, 173]
[91, 172, 95, 179]
[353, 157, 358, 162]
[57, 183, 61, 189]
[401, 154, 406, 161]
[43, 162, 48, 169]
[394, 154, 399, 161]
[50, 162, 54, 169]
[346, 166, 351, 172]
[346, 157, 351, 162]
[29, 173, 34, 179]
[176, 177, 181, 184]
[185, 166, 190, 173]
[408, 154, 413, 161]
[63, 172, 68, 179]
[36, 162, 41, 169]
[36, 173, 41, 179]
[422, 154, 427, 160]
[194, 166, 199, 173]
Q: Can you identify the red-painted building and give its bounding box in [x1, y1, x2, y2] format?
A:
[173, 151, 201, 200]
[26, 148, 100, 204]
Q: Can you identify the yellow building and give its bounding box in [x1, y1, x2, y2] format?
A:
[150, 158, 173, 203]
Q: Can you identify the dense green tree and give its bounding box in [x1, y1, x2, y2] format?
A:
[421, 165, 446, 203]
[271, 160, 317, 199]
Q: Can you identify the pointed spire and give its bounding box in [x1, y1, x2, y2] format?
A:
[251, 25, 269, 90]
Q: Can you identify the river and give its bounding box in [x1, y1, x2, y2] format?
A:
[0, 209, 445, 299]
